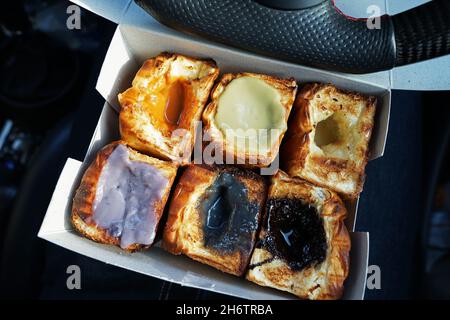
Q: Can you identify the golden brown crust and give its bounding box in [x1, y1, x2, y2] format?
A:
[202, 72, 297, 168]
[71, 141, 178, 252]
[246, 170, 350, 300]
[281, 83, 376, 198]
[119, 52, 219, 164]
[162, 165, 267, 276]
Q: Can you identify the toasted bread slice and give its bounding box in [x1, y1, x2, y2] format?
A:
[162, 165, 267, 276]
[119, 52, 219, 164]
[281, 84, 376, 198]
[71, 141, 177, 252]
[202, 73, 297, 168]
[246, 171, 350, 300]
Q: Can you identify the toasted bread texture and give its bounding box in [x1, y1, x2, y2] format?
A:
[119, 52, 219, 164]
[202, 73, 297, 168]
[281, 84, 376, 198]
[71, 141, 177, 252]
[162, 165, 267, 276]
[246, 171, 350, 300]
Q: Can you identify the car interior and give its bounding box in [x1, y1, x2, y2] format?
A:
[0, 0, 449, 300]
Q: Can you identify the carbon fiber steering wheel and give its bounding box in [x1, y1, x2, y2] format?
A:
[135, 0, 450, 74]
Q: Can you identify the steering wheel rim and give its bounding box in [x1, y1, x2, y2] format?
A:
[135, 0, 450, 74]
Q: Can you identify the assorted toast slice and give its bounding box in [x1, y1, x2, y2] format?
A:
[281, 84, 376, 198]
[162, 165, 267, 276]
[71, 141, 177, 251]
[246, 171, 351, 300]
[119, 52, 219, 164]
[202, 73, 297, 167]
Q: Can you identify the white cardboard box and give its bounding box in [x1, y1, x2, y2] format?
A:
[38, 0, 393, 300]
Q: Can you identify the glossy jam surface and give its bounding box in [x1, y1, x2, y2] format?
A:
[121, 77, 188, 134]
[214, 76, 285, 153]
[164, 80, 186, 126]
[264, 198, 327, 271]
[145, 78, 188, 133]
[92, 144, 168, 249]
[200, 172, 259, 254]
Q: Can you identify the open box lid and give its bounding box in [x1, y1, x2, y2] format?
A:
[72, 0, 450, 90]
